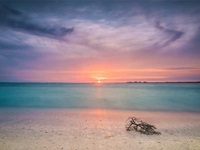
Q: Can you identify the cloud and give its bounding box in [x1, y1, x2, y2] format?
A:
[0, 40, 31, 50]
[182, 27, 200, 54]
[0, 1, 200, 82]
[154, 21, 184, 46]
[164, 67, 200, 71]
[0, 5, 74, 39]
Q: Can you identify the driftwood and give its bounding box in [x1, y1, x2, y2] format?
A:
[125, 117, 161, 135]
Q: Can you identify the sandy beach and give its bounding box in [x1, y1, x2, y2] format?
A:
[0, 108, 200, 150]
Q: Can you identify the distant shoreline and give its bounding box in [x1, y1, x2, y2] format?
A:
[126, 81, 200, 84]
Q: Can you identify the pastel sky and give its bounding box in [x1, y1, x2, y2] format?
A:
[0, 0, 200, 82]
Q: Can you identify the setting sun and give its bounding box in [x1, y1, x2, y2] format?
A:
[98, 80, 101, 83]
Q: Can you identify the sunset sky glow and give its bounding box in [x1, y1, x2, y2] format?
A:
[0, 0, 200, 83]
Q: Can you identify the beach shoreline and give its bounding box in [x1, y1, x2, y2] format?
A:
[0, 108, 200, 150]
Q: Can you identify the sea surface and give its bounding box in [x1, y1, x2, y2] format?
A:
[0, 83, 200, 112]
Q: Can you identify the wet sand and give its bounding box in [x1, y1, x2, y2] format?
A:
[0, 108, 200, 150]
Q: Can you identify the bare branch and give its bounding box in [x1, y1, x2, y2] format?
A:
[125, 117, 161, 135]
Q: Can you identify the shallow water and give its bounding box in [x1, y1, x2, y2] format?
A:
[0, 83, 200, 112]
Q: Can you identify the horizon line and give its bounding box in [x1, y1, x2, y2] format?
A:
[0, 81, 200, 84]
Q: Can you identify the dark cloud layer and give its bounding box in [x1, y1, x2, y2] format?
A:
[0, 5, 74, 39]
[0, 40, 31, 50]
[165, 67, 199, 71]
[155, 21, 184, 46]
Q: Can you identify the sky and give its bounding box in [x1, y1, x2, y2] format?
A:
[0, 0, 200, 83]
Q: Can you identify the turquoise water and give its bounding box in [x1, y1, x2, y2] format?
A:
[0, 83, 200, 112]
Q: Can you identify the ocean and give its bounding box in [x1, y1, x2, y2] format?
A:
[0, 83, 200, 112]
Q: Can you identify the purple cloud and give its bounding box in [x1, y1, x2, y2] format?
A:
[154, 21, 184, 46]
[0, 5, 74, 39]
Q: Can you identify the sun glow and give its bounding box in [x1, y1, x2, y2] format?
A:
[95, 77, 106, 84]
